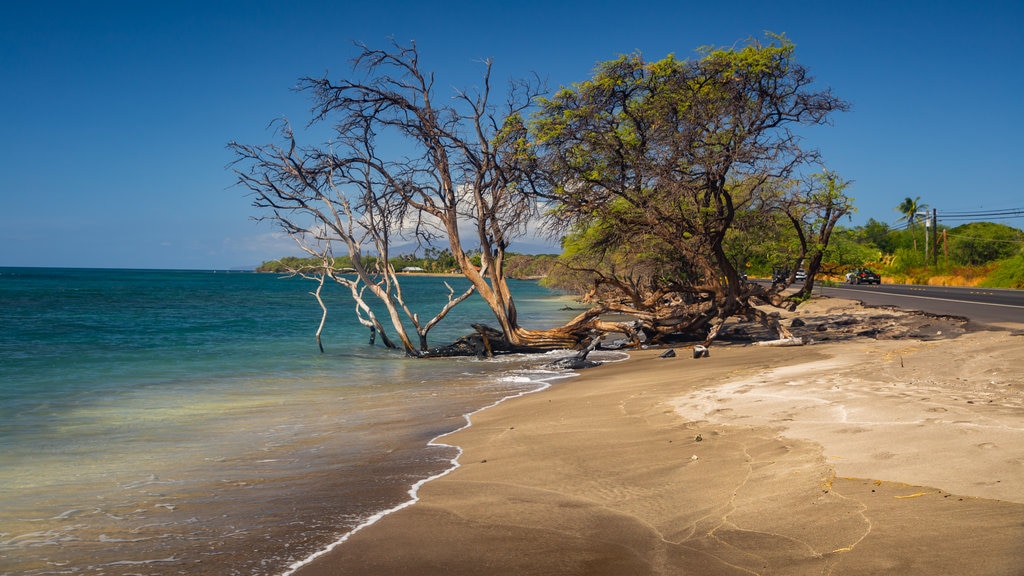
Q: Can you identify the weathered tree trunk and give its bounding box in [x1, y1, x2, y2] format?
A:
[310, 274, 328, 353]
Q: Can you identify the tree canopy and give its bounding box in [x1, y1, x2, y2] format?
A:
[532, 34, 849, 343]
[234, 34, 851, 353]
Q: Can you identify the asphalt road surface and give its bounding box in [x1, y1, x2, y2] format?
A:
[814, 282, 1024, 329]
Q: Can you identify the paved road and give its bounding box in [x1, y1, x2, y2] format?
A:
[814, 282, 1024, 329]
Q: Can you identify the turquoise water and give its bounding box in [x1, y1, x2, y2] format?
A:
[0, 268, 581, 575]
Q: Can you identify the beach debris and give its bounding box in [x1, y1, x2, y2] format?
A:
[894, 491, 930, 499]
[692, 345, 709, 358]
[546, 334, 602, 369]
[695, 434, 703, 442]
[791, 318, 806, 327]
[603, 338, 630, 349]
[547, 355, 601, 370]
[690, 455, 699, 461]
[659, 349, 676, 358]
[755, 337, 805, 347]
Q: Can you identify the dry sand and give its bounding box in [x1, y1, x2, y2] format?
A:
[293, 297, 1024, 575]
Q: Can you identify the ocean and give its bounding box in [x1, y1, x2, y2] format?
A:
[0, 267, 588, 575]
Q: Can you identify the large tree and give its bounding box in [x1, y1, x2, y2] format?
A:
[533, 34, 849, 343]
[230, 121, 478, 355]
[232, 41, 628, 355]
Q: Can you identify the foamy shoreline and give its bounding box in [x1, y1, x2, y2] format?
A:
[280, 350, 628, 575]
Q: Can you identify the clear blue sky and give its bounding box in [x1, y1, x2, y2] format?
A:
[2, 0, 1022, 269]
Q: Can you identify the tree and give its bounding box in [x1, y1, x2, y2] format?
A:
[230, 115, 476, 356]
[821, 227, 881, 274]
[860, 218, 895, 254]
[896, 196, 927, 252]
[233, 41, 630, 355]
[777, 170, 855, 297]
[534, 34, 849, 344]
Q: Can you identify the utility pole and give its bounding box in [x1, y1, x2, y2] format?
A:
[932, 207, 938, 267]
[918, 210, 930, 266]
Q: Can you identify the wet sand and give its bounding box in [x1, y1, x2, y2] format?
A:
[293, 298, 1024, 575]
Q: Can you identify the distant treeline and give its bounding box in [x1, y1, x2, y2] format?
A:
[258, 219, 1024, 289]
[256, 250, 560, 280]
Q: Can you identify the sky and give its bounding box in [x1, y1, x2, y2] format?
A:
[2, 0, 1022, 270]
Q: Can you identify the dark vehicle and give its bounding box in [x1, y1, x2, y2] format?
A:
[847, 268, 881, 284]
[772, 268, 807, 284]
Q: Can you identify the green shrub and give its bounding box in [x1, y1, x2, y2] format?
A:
[980, 253, 1024, 289]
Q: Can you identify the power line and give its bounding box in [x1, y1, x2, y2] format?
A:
[944, 232, 1024, 244]
[938, 207, 1024, 216]
[939, 214, 1024, 222]
[882, 208, 1024, 234]
[937, 207, 1024, 221]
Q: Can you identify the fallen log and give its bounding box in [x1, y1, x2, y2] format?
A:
[754, 337, 805, 347]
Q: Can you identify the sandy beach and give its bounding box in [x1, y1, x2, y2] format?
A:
[293, 297, 1024, 575]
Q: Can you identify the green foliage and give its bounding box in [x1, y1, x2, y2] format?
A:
[256, 256, 353, 273]
[535, 33, 848, 299]
[895, 196, 927, 225]
[503, 253, 560, 279]
[833, 218, 1024, 286]
[980, 253, 1024, 288]
[725, 209, 797, 276]
[259, 251, 557, 279]
[947, 222, 1023, 266]
[821, 228, 880, 273]
[894, 196, 929, 252]
[859, 218, 897, 253]
[890, 247, 926, 270]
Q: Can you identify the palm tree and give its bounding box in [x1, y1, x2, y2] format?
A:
[896, 196, 928, 252]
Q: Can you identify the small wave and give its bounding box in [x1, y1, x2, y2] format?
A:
[52, 508, 94, 520]
[119, 474, 179, 490]
[495, 375, 535, 383]
[280, 365, 574, 576]
[99, 534, 153, 543]
[105, 556, 180, 565]
[2, 528, 82, 548]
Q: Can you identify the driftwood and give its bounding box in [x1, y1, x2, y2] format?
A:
[424, 324, 512, 358]
[545, 334, 602, 370]
[754, 337, 805, 347]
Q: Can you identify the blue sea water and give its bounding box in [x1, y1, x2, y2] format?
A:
[0, 268, 582, 575]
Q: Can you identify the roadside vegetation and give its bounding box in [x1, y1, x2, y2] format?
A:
[805, 218, 1024, 288]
